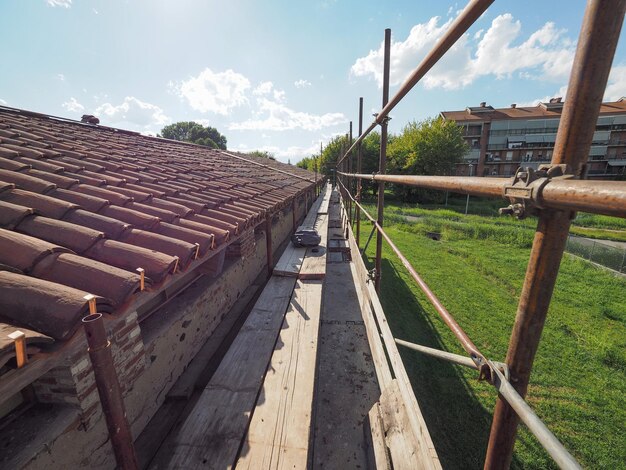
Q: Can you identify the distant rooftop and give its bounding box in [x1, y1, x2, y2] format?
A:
[441, 97, 626, 122]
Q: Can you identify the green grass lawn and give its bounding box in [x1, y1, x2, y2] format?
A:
[355, 197, 626, 469]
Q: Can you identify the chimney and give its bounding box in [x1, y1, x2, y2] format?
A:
[480, 102, 486, 107]
[81, 115, 100, 125]
[511, 103, 517, 108]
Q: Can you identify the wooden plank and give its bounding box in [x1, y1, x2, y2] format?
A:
[349, 261, 393, 390]
[344, 204, 438, 467]
[367, 402, 392, 470]
[364, 272, 441, 469]
[379, 379, 423, 470]
[236, 279, 324, 470]
[317, 184, 331, 215]
[299, 185, 330, 230]
[151, 275, 297, 470]
[275, 185, 331, 277]
[328, 238, 350, 252]
[299, 214, 328, 280]
[273, 243, 306, 277]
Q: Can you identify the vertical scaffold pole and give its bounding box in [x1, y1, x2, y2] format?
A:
[374, 28, 391, 293]
[348, 121, 353, 226]
[356, 97, 363, 246]
[82, 313, 139, 470]
[484, 2, 626, 468]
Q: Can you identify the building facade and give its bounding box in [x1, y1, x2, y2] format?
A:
[441, 98, 626, 178]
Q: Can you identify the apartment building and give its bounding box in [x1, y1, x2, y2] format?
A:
[441, 98, 626, 178]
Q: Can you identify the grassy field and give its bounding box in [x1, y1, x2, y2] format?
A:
[355, 195, 626, 469]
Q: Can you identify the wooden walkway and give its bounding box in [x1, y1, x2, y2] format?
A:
[147, 183, 440, 469]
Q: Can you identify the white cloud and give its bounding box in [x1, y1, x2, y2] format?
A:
[0, 98, 7, 106]
[232, 142, 321, 163]
[294, 79, 312, 89]
[253, 81, 274, 95]
[62, 97, 85, 113]
[56, 73, 65, 81]
[176, 68, 250, 115]
[516, 85, 569, 108]
[350, 13, 575, 90]
[252, 81, 286, 101]
[229, 97, 345, 132]
[95, 96, 170, 129]
[46, 0, 72, 8]
[605, 65, 626, 101]
[273, 89, 286, 102]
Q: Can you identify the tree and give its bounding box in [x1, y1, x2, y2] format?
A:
[246, 150, 276, 160]
[160, 121, 227, 150]
[387, 117, 467, 201]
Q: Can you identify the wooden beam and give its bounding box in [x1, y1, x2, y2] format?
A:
[273, 243, 306, 278]
[299, 214, 328, 280]
[343, 191, 439, 467]
[317, 183, 332, 215]
[237, 279, 324, 469]
[152, 276, 297, 469]
[367, 402, 392, 470]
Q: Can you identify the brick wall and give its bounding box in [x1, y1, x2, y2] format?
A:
[32, 311, 146, 431]
[226, 227, 256, 259]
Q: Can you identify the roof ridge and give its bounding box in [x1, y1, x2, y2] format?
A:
[220, 151, 315, 184]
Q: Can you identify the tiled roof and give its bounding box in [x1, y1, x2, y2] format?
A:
[441, 99, 626, 122]
[0, 106, 315, 363]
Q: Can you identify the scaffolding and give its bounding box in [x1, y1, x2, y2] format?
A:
[334, 0, 626, 468]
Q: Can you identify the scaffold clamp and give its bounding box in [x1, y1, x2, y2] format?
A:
[499, 164, 572, 219]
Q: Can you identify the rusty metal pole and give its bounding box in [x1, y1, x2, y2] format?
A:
[356, 97, 364, 246]
[82, 313, 139, 470]
[348, 121, 353, 226]
[265, 214, 273, 277]
[316, 142, 324, 194]
[374, 28, 391, 293]
[484, 2, 626, 468]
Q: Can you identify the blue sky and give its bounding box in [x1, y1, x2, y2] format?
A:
[1, 1, 625, 163]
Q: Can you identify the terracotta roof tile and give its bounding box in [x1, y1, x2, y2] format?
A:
[0, 228, 72, 273]
[0, 156, 29, 172]
[0, 106, 317, 350]
[111, 185, 152, 202]
[0, 271, 113, 340]
[16, 215, 104, 254]
[52, 187, 109, 212]
[63, 208, 131, 238]
[72, 184, 133, 205]
[1, 143, 45, 159]
[0, 169, 57, 193]
[26, 169, 79, 189]
[0, 201, 33, 229]
[121, 228, 196, 268]
[31, 253, 142, 307]
[99, 204, 160, 229]
[0, 188, 78, 218]
[84, 239, 177, 284]
[149, 197, 194, 217]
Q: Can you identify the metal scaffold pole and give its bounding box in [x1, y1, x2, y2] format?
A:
[374, 28, 391, 293]
[348, 121, 353, 226]
[356, 97, 363, 246]
[484, 1, 626, 468]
